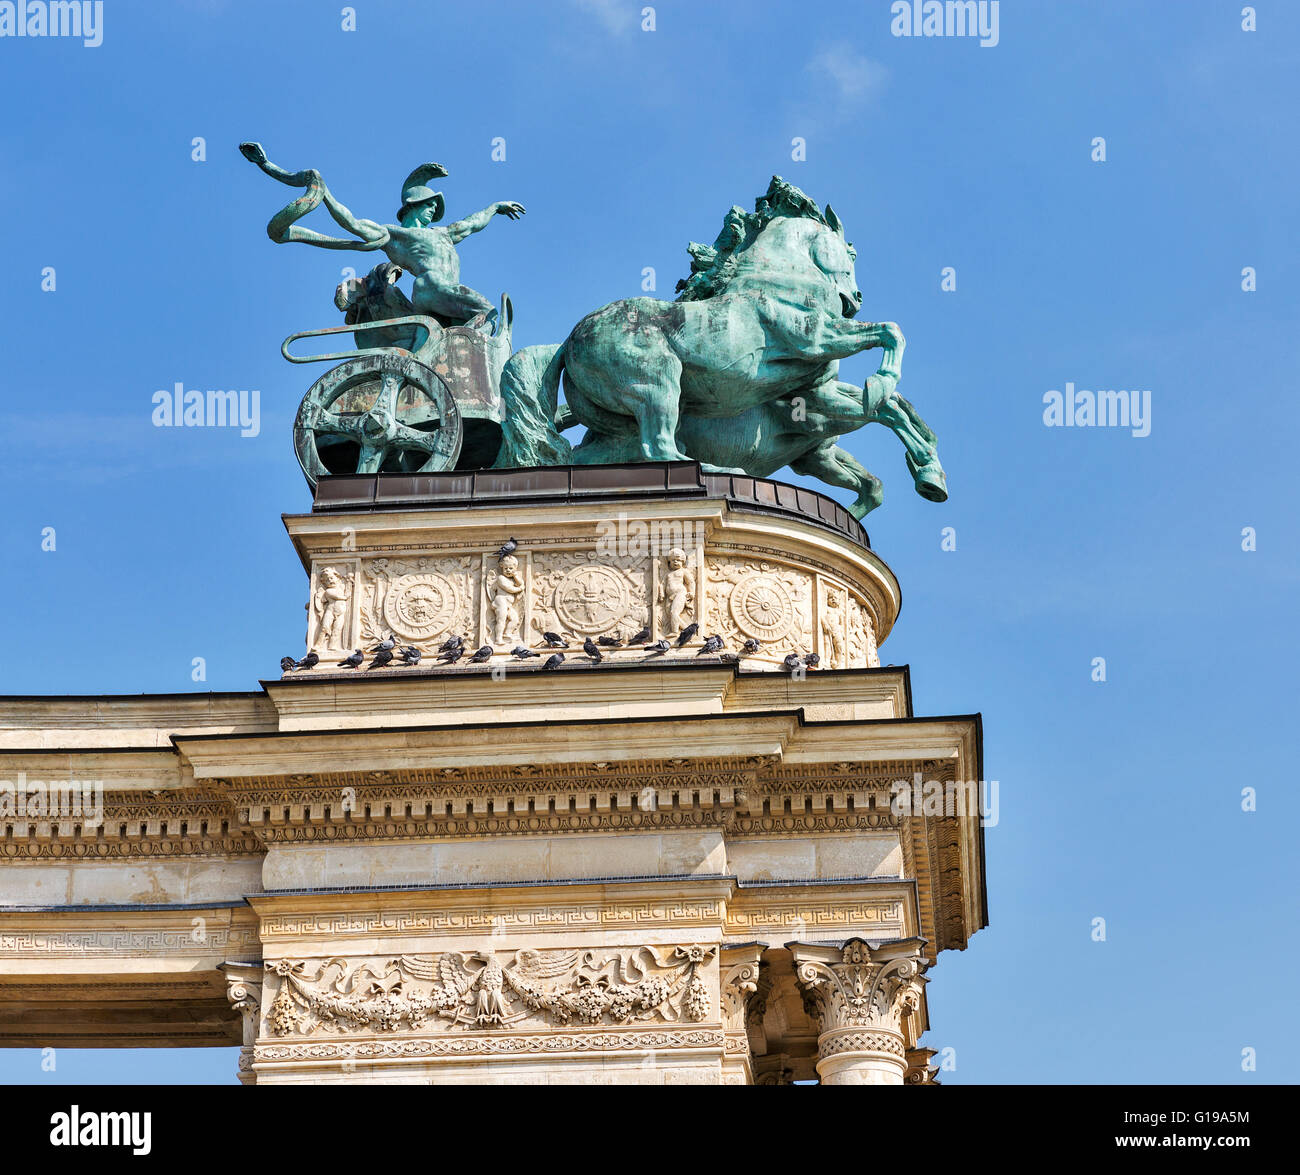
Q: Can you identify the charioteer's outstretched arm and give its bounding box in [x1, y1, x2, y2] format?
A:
[447, 201, 526, 244]
[239, 141, 389, 251]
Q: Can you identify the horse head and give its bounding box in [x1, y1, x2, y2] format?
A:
[678, 176, 863, 318]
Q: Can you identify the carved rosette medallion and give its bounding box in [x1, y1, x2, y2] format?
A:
[707, 558, 812, 657]
[531, 551, 649, 640]
[383, 573, 458, 641]
[359, 555, 476, 647]
[730, 575, 794, 640]
[554, 564, 628, 635]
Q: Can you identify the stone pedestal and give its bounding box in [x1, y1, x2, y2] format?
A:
[0, 465, 987, 1083]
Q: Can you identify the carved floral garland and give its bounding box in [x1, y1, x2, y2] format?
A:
[266, 945, 715, 1036]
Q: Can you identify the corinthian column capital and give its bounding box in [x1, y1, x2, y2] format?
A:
[791, 937, 928, 1085]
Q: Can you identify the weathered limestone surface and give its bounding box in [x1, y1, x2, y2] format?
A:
[0, 487, 985, 1083]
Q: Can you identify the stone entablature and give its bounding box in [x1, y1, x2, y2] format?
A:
[0, 488, 985, 1082]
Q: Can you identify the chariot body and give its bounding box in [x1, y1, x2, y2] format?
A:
[284, 291, 513, 489]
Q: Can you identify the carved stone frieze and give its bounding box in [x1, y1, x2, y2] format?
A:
[361, 554, 478, 647]
[264, 944, 716, 1036]
[707, 558, 812, 656]
[530, 550, 650, 641]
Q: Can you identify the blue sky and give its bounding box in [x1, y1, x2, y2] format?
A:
[1, 0, 1296, 1084]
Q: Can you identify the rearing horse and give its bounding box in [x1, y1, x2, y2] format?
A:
[496, 177, 946, 510]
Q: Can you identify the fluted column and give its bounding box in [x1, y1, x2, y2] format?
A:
[792, 937, 927, 1086]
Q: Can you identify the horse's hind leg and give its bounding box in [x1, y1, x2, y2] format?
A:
[872, 394, 948, 503]
[791, 443, 884, 520]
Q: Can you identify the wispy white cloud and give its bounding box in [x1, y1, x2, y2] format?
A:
[804, 45, 889, 118]
[570, 0, 634, 37]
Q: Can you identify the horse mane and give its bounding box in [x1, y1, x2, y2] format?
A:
[675, 176, 833, 302]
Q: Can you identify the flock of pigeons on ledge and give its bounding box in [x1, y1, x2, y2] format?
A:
[279, 536, 825, 678]
[280, 628, 824, 676]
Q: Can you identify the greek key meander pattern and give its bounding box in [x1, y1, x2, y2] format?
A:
[257, 900, 728, 939]
[0, 927, 261, 958]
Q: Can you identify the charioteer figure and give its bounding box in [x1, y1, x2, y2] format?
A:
[239, 141, 525, 330]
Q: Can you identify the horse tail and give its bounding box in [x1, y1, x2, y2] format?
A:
[495, 343, 573, 467]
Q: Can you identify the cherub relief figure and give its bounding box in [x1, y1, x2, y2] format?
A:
[488, 554, 525, 646]
[658, 548, 695, 634]
[313, 567, 350, 649]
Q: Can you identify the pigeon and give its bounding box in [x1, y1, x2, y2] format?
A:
[437, 634, 465, 653]
[696, 634, 724, 656]
[597, 631, 622, 648]
[583, 637, 603, 662]
[295, 652, 320, 670]
[400, 647, 422, 666]
[280, 656, 297, 672]
[339, 650, 364, 668]
[629, 625, 652, 646]
[542, 652, 566, 670]
[719, 652, 740, 664]
[782, 653, 802, 671]
[495, 537, 519, 559]
[511, 646, 538, 660]
[803, 653, 820, 669]
[370, 634, 398, 653]
[369, 648, 394, 669]
[467, 645, 494, 664]
[740, 638, 761, 656]
[542, 631, 569, 649]
[675, 622, 699, 647]
[437, 647, 464, 664]
[643, 640, 672, 657]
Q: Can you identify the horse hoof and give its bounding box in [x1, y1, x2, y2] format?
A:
[913, 464, 948, 503]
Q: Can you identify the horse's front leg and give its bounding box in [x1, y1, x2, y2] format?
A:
[871, 393, 948, 503]
[804, 316, 904, 363]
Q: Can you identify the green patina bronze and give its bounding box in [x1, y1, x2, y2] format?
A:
[240, 141, 525, 329]
[499, 176, 945, 517]
[242, 146, 945, 516]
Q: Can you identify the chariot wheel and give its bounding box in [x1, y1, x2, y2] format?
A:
[293, 351, 462, 489]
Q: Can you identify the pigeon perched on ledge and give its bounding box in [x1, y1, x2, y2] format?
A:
[741, 638, 761, 656]
[400, 646, 422, 666]
[542, 631, 569, 649]
[782, 653, 802, 671]
[803, 653, 820, 669]
[629, 626, 652, 646]
[438, 634, 465, 654]
[369, 648, 394, 669]
[676, 623, 699, 647]
[295, 652, 320, 670]
[511, 646, 538, 659]
[597, 631, 622, 648]
[542, 652, 565, 670]
[583, 637, 603, 662]
[280, 656, 297, 673]
[643, 640, 672, 657]
[370, 634, 397, 653]
[437, 646, 464, 664]
[696, 635, 724, 656]
[339, 650, 364, 669]
[495, 537, 519, 559]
